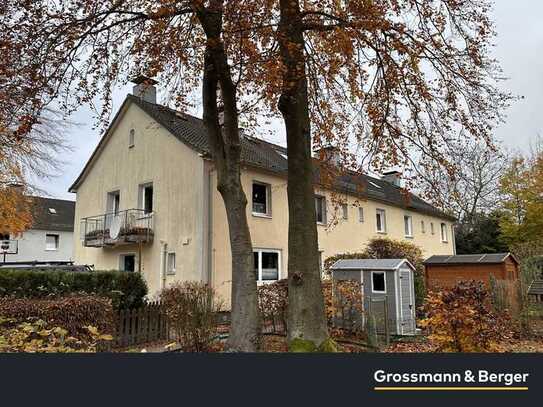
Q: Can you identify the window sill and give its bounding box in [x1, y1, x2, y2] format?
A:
[441, 240, 449, 244]
[372, 290, 386, 294]
[166, 271, 176, 276]
[317, 222, 327, 226]
[257, 280, 279, 286]
[376, 231, 387, 234]
[252, 212, 272, 219]
[45, 249, 58, 252]
[405, 235, 414, 239]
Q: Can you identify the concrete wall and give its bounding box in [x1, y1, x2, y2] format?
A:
[211, 166, 455, 305]
[5, 229, 73, 262]
[73, 101, 207, 297]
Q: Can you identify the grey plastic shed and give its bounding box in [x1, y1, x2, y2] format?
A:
[330, 258, 417, 335]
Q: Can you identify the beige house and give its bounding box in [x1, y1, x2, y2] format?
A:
[70, 83, 456, 303]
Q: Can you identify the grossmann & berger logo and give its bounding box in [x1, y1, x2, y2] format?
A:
[373, 370, 530, 391]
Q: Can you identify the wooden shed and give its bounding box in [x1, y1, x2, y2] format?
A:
[424, 253, 519, 289]
[330, 259, 417, 335]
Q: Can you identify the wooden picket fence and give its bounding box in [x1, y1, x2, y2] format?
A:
[114, 301, 169, 348]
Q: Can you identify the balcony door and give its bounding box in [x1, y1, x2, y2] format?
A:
[139, 183, 153, 214]
[106, 191, 120, 229]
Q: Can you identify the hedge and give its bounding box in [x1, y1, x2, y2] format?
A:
[0, 269, 147, 309]
[0, 295, 114, 340]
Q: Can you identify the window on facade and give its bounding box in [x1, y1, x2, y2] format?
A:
[376, 209, 386, 233]
[139, 183, 153, 214]
[372, 271, 386, 293]
[129, 129, 135, 148]
[252, 182, 271, 216]
[430, 222, 435, 235]
[404, 215, 413, 237]
[120, 254, 136, 272]
[358, 207, 364, 223]
[421, 220, 426, 233]
[45, 234, 59, 251]
[167, 252, 176, 275]
[253, 250, 280, 282]
[341, 203, 348, 220]
[440, 223, 448, 242]
[315, 196, 326, 224]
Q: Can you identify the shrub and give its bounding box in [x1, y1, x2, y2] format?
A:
[324, 237, 426, 309]
[420, 281, 505, 352]
[0, 316, 112, 353]
[257, 279, 363, 336]
[0, 295, 114, 340]
[0, 269, 147, 308]
[160, 282, 223, 352]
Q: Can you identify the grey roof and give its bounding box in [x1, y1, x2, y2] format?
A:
[70, 95, 454, 221]
[528, 280, 543, 296]
[331, 258, 414, 271]
[424, 253, 517, 265]
[30, 197, 75, 232]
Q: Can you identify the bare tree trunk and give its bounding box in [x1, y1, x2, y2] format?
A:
[199, 2, 259, 352]
[277, 0, 328, 349]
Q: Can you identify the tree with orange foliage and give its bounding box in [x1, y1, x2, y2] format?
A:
[237, 0, 512, 349]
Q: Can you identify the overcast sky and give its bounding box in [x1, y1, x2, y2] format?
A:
[38, 1, 543, 201]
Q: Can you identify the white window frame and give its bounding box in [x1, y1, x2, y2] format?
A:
[119, 253, 137, 272]
[167, 252, 176, 275]
[376, 209, 387, 233]
[404, 215, 413, 238]
[341, 203, 348, 220]
[129, 129, 135, 148]
[421, 220, 426, 234]
[315, 195, 327, 225]
[371, 271, 386, 293]
[139, 182, 154, 215]
[252, 181, 272, 217]
[45, 234, 59, 251]
[358, 207, 364, 223]
[440, 222, 448, 242]
[254, 249, 281, 284]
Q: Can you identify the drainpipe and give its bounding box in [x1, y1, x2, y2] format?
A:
[159, 241, 168, 291]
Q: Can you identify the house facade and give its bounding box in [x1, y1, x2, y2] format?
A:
[0, 197, 75, 264]
[70, 84, 455, 303]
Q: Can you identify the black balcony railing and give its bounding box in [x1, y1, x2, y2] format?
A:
[81, 209, 154, 247]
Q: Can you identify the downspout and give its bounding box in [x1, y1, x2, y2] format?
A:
[206, 165, 214, 286]
[159, 241, 168, 291]
[451, 223, 457, 255]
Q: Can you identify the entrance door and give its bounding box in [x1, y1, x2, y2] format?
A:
[399, 269, 415, 335]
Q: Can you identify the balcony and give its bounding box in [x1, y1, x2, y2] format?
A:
[81, 209, 154, 248]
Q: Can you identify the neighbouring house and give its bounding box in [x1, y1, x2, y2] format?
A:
[424, 253, 520, 289]
[69, 79, 456, 304]
[331, 258, 417, 335]
[0, 197, 75, 264]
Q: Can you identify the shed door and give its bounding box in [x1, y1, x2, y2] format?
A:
[399, 269, 415, 335]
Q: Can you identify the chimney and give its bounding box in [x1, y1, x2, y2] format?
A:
[131, 76, 157, 104]
[382, 170, 402, 187]
[315, 145, 341, 166]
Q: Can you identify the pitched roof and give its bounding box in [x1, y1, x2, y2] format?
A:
[30, 197, 75, 232]
[70, 95, 454, 221]
[331, 258, 415, 271]
[424, 253, 518, 266]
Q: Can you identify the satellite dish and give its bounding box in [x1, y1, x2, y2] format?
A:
[109, 215, 122, 239]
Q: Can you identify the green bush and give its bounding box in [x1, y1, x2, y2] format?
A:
[0, 269, 147, 309]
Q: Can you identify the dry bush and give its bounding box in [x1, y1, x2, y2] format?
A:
[0, 316, 112, 353]
[258, 279, 363, 336]
[0, 295, 114, 340]
[160, 282, 223, 352]
[421, 281, 507, 352]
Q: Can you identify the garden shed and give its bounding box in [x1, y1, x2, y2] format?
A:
[424, 253, 519, 289]
[330, 259, 417, 335]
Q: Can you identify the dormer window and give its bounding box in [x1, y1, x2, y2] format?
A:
[48, 208, 57, 214]
[129, 129, 135, 148]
